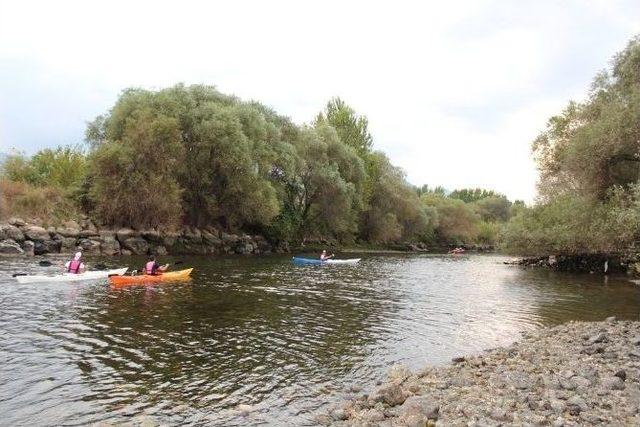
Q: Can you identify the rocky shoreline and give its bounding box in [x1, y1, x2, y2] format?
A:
[0, 217, 280, 256]
[322, 319, 640, 426]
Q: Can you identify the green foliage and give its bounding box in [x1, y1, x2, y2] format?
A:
[473, 196, 511, 222]
[449, 188, 501, 203]
[88, 110, 184, 228]
[359, 152, 432, 243]
[3, 146, 86, 189]
[476, 221, 502, 246]
[501, 188, 640, 255]
[421, 193, 479, 245]
[504, 36, 640, 255]
[315, 97, 373, 157]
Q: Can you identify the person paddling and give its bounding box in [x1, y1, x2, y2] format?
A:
[65, 252, 85, 274]
[143, 255, 168, 276]
[320, 250, 334, 261]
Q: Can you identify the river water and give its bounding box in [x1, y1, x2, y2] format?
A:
[1, 253, 639, 425]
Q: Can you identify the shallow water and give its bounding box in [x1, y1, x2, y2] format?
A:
[1, 253, 638, 425]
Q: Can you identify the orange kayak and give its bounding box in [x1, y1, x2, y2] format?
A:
[109, 268, 193, 285]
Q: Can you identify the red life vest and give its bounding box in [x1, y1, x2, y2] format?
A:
[68, 259, 81, 274]
[145, 261, 156, 275]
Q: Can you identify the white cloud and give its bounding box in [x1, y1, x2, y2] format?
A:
[1, 0, 639, 202]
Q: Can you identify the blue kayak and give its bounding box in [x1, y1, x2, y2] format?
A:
[292, 257, 361, 265]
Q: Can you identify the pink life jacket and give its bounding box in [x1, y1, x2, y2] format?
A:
[68, 259, 81, 274]
[145, 261, 156, 275]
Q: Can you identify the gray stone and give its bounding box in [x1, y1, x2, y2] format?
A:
[0, 239, 24, 254]
[614, 369, 626, 381]
[588, 332, 608, 345]
[397, 396, 439, 425]
[369, 382, 409, 407]
[330, 408, 348, 421]
[8, 217, 26, 227]
[601, 376, 625, 390]
[116, 228, 138, 242]
[21, 240, 34, 256]
[360, 408, 385, 422]
[201, 230, 221, 246]
[141, 229, 163, 243]
[490, 408, 513, 422]
[0, 224, 25, 242]
[566, 396, 588, 415]
[34, 239, 61, 255]
[605, 316, 617, 323]
[550, 399, 566, 414]
[77, 238, 101, 254]
[60, 237, 78, 253]
[22, 225, 50, 242]
[121, 237, 149, 255]
[388, 364, 412, 382]
[151, 245, 168, 256]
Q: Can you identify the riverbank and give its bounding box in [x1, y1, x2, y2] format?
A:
[506, 253, 640, 276]
[0, 217, 279, 256]
[322, 319, 640, 426]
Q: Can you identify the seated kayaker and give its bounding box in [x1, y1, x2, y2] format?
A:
[320, 250, 334, 261]
[65, 252, 85, 274]
[143, 255, 168, 275]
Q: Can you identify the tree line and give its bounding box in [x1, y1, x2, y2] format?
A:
[502, 36, 640, 255]
[1, 84, 520, 248]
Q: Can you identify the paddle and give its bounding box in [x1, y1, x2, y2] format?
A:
[38, 260, 53, 267]
[12, 273, 27, 277]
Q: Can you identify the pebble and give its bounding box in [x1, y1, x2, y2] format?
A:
[330, 320, 640, 426]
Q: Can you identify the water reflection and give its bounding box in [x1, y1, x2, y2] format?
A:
[0, 254, 638, 425]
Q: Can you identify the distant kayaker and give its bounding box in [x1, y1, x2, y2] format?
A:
[65, 252, 85, 274]
[320, 250, 334, 261]
[143, 255, 168, 275]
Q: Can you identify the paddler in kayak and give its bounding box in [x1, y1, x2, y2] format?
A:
[65, 252, 85, 274]
[143, 255, 169, 276]
[320, 250, 334, 261]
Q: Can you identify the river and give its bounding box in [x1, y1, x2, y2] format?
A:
[1, 253, 639, 425]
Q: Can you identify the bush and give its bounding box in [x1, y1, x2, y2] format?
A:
[0, 180, 81, 224]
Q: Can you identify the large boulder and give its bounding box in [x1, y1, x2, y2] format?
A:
[368, 382, 410, 407]
[99, 232, 120, 256]
[0, 239, 24, 255]
[150, 245, 168, 256]
[162, 231, 180, 248]
[78, 238, 101, 254]
[22, 225, 50, 242]
[34, 239, 61, 255]
[60, 237, 79, 253]
[141, 229, 163, 244]
[0, 224, 25, 242]
[202, 230, 222, 246]
[116, 228, 138, 242]
[121, 237, 149, 255]
[183, 227, 202, 241]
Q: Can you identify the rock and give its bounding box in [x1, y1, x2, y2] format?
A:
[606, 316, 617, 323]
[0, 224, 25, 242]
[183, 227, 202, 241]
[201, 230, 221, 246]
[0, 239, 24, 254]
[360, 408, 385, 422]
[588, 332, 608, 344]
[62, 220, 80, 230]
[141, 229, 163, 244]
[60, 238, 78, 253]
[614, 369, 627, 381]
[116, 228, 138, 242]
[397, 396, 439, 425]
[151, 245, 168, 256]
[8, 217, 26, 227]
[601, 376, 625, 390]
[388, 364, 412, 382]
[571, 376, 591, 389]
[549, 398, 566, 414]
[21, 240, 34, 256]
[22, 225, 50, 242]
[369, 382, 409, 407]
[34, 240, 61, 255]
[121, 237, 149, 255]
[452, 356, 466, 363]
[330, 408, 348, 421]
[99, 232, 120, 256]
[57, 226, 81, 238]
[489, 408, 512, 422]
[77, 238, 101, 254]
[566, 396, 588, 415]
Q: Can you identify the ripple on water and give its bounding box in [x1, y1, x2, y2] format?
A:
[1, 254, 639, 425]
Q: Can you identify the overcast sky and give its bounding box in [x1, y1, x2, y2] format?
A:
[1, 0, 639, 202]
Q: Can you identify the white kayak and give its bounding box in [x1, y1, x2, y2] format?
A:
[15, 268, 128, 284]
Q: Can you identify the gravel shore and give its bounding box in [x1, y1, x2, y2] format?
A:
[321, 318, 640, 426]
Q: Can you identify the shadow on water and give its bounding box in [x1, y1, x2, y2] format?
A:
[0, 253, 638, 425]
